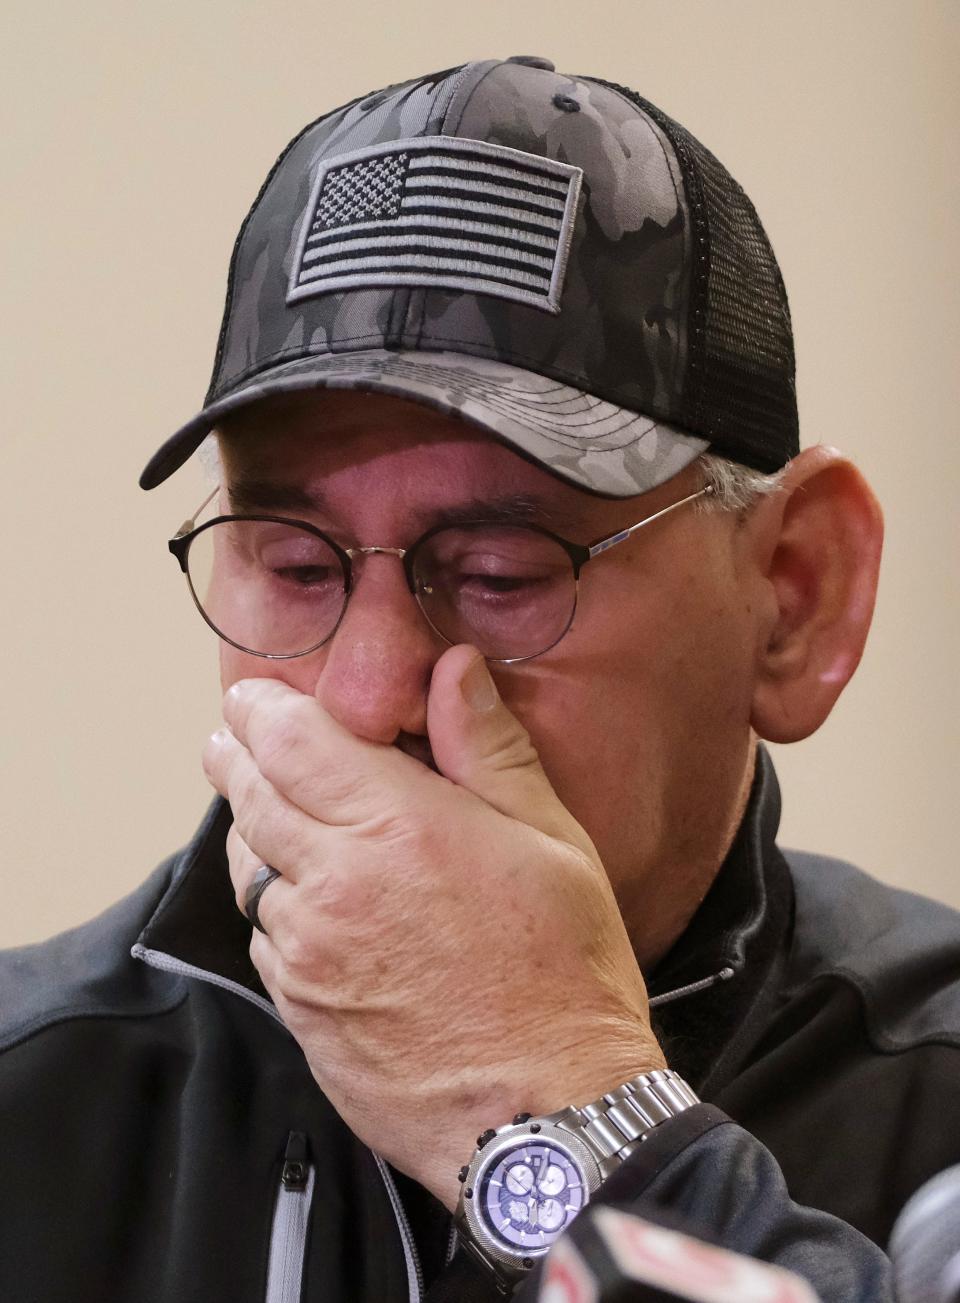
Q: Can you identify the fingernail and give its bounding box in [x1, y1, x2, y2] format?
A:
[461, 656, 498, 712]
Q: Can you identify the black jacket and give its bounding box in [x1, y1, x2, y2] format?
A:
[2, 750, 959, 1302]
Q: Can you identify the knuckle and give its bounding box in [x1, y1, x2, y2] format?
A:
[312, 868, 365, 921]
[248, 931, 277, 984]
[253, 698, 312, 785]
[226, 827, 252, 910]
[276, 924, 321, 986]
[232, 773, 269, 842]
[225, 822, 256, 869]
[487, 718, 540, 774]
[229, 752, 263, 813]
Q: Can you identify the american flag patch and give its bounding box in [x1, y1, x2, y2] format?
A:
[287, 137, 582, 314]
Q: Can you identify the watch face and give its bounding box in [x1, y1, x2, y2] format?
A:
[479, 1140, 588, 1253]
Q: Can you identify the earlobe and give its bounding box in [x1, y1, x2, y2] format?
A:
[749, 447, 884, 744]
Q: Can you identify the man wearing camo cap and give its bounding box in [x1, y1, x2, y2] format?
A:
[3, 56, 959, 1302]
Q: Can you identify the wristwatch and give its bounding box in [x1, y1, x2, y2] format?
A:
[455, 1069, 699, 1293]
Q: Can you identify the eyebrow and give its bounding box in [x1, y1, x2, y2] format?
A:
[226, 478, 323, 516]
[225, 476, 569, 531]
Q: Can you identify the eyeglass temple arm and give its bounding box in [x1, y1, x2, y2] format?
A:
[587, 485, 713, 560]
[172, 484, 221, 539]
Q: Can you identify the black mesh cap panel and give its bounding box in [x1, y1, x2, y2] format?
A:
[588, 79, 800, 472]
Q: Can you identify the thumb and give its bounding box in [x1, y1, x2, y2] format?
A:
[426, 645, 596, 856]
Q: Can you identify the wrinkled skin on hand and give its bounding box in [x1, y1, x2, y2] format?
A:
[203, 642, 665, 1210]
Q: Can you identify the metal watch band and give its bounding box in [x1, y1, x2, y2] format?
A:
[551, 1068, 699, 1179]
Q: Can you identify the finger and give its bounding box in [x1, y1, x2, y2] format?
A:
[203, 727, 317, 882]
[230, 843, 293, 942]
[225, 823, 268, 913]
[221, 678, 432, 826]
[202, 726, 232, 800]
[426, 645, 597, 858]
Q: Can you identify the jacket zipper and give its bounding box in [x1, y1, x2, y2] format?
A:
[263, 1135, 426, 1303]
[374, 1153, 425, 1302]
[445, 1223, 459, 1267]
[264, 1131, 316, 1303]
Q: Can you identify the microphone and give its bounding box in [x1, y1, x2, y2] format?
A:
[890, 1165, 960, 1303]
[538, 1204, 819, 1302]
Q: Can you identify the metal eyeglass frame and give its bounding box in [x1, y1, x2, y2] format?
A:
[168, 483, 713, 664]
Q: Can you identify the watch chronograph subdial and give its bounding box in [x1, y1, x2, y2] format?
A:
[536, 1163, 567, 1196]
[536, 1198, 566, 1232]
[504, 1163, 535, 1195]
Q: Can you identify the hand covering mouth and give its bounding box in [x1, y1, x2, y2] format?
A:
[394, 733, 438, 773]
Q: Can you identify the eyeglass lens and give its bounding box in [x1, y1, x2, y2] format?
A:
[184, 519, 578, 661]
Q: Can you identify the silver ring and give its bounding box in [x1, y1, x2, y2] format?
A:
[244, 865, 281, 935]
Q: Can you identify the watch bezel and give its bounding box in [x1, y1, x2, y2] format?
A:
[457, 1122, 602, 1277]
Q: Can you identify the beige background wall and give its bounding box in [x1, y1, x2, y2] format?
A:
[2, 1, 957, 947]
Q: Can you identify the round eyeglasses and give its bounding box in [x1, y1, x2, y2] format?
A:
[168, 485, 711, 664]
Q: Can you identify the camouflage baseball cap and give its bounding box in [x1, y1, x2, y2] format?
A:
[140, 56, 799, 497]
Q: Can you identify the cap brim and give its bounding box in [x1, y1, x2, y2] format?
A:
[140, 350, 708, 497]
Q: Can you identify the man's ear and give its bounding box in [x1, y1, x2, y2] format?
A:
[748, 446, 884, 744]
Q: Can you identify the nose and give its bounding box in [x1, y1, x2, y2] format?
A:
[313, 553, 445, 744]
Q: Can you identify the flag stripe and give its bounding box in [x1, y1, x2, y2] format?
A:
[302, 224, 558, 263]
[404, 143, 569, 185]
[311, 198, 562, 238]
[302, 236, 554, 274]
[305, 215, 558, 254]
[409, 153, 569, 195]
[359, 203, 564, 239]
[406, 162, 569, 201]
[295, 254, 549, 290]
[404, 175, 567, 214]
[398, 196, 563, 230]
[402, 183, 564, 220]
[298, 247, 554, 284]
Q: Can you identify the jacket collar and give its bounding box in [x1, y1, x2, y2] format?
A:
[135, 797, 273, 1011]
[135, 746, 793, 1090]
[648, 745, 795, 1092]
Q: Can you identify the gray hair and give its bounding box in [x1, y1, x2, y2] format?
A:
[696, 452, 785, 514]
[199, 431, 785, 513]
[197, 432, 222, 485]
